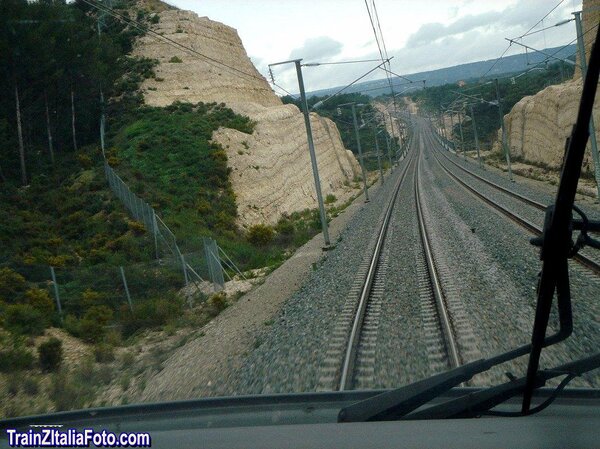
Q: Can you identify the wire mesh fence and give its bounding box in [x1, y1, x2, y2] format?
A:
[102, 161, 235, 293]
[1, 241, 237, 318]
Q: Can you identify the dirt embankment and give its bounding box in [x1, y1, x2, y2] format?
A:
[133, 6, 360, 227]
[497, 0, 600, 189]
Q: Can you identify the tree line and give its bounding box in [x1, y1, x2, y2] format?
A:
[408, 60, 575, 148]
[0, 0, 156, 186]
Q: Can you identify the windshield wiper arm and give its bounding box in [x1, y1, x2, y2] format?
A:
[338, 345, 531, 422]
[521, 24, 600, 413]
[404, 353, 600, 420]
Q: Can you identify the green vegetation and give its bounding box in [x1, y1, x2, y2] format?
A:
[246, 224, 275, 246]
[38, 338, 63, 372]
[110, 101, 254, 245]
[0, 334, 35, 372]
[410, 60, 575, 149]
[282, 93, 399, 171]
[0, 0, 347, 360]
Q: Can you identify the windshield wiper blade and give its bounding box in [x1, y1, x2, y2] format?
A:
[404, 353, 600, 420]
[338, 345, 532, 422]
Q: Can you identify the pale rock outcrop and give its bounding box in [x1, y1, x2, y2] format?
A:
[498, 0, 600, 181]
[132, 6, 360, 226]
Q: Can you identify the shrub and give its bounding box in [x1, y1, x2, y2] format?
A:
[66, 306, 113, 343]
[3, 304, 47, 335]
[207, 292, 227, 317]
[275, 218, 295, 237]
[24, 288, 54, 315]
[77, 153, 93, 169]
[0, 339, 34, 372]
[169, 56, 183, 63]
[81, 289, 104, 309]
[127, 220, 146, 235]
[0, 267, 26, 300]
[325, 193, 337, 204]
[246, 224, 274, 246]
[93, 343, 115, 363]
[120, 296, 182, 338]
[38, 338, 63, 372]
[22, 376, 39, 395]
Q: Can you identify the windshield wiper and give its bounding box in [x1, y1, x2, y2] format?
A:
[521, 23, 600, 413]
[403, 353, 600, 420]
[339, 23, 600, 424]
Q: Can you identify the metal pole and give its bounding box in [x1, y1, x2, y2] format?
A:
[495, 78, 514, 181]
[152, 210, 159, 259]
[458, 111, 466, 159]
[351, 104, 370, 202]
[49, 266, 62, 318]
[372, 124, 384, 185]
[180, 253, 189, 286]
[449, 112, 454, 151]
[385, 133, 393, 169]
[469, 104, 483, 168]
[120, 266, 133, 312]
[574, 11, 600, 199]
[295, 60, 331, 247]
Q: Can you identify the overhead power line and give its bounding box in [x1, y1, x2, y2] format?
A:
[481, 0, 567, 79]
[80, 0, 265, 83]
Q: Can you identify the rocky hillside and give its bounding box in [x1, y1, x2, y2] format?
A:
[133, 5, 360, 226]
[500, 0, 600, 182]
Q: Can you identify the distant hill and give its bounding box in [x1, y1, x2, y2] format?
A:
[307, 45, 577, 98]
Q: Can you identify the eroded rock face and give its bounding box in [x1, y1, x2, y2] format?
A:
[499, 0, 599, 179]
[133, 7, 360, 226]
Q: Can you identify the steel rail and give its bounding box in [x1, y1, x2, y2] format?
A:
[426, 129, 600, 276]
[414, 144, 462, 370]
[437, 149, 546, 211]
[338, 141, 415, 391]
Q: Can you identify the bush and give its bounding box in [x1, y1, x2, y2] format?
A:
[3, 304, 47, 335]
[22, 376, 39, 395]
[246, 224, 274, 246]
[24, 288, 54, 315]
[127, 220, 146, 235]
[0, 338, 35, 372]
[0, 267, 26, 300]
[207, 292, 227, 317]
[66, 306, 113, 343]
[325, 194, 337, 204]
[169, 56, 183, 63]
[275, 217, 295, 242]
[38, 337, 63, 372]
[93, 343, 115, 363]
[81, 289, 104, 309]
[120, 296, 182, 338]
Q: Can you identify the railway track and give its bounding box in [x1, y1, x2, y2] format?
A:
[414, 145, 462, 373]
[423, 127, 600, 276]
[317, 132, 465, 392]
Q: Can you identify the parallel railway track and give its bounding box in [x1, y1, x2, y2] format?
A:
[424, 128, 600, 276]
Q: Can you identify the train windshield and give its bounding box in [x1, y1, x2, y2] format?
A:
[0, 0, 598, 425]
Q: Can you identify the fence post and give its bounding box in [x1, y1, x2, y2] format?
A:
[152, 210, 159, 260]
[180, 253, 189, 286]
[210, 239, 225, 290]
[120, 266, 133, 312]
[49, 266, 62, 318]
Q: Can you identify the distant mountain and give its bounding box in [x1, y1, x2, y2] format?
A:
[307, 45, 577, 98]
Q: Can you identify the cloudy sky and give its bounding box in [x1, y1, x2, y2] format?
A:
[164, 0, 582, 94]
